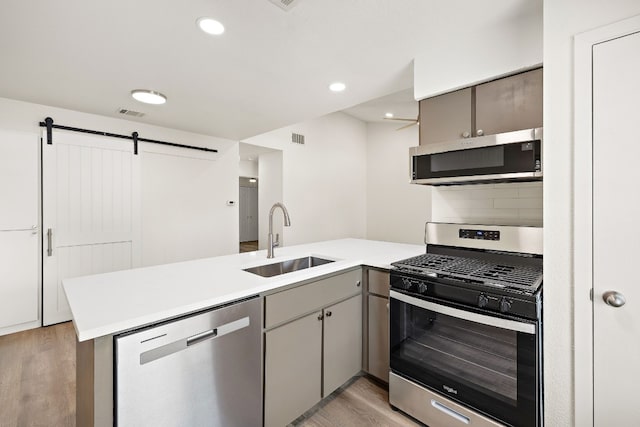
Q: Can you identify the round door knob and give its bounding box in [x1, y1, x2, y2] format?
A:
[476, 129, 484, 136]
[461, 131, 471, 138]
[325, 311, 332, 317]
[603, 291, 626, 307]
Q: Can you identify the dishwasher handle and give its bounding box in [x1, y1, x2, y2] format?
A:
[186, 329, 217, 346]
[139, 316, 250, 365]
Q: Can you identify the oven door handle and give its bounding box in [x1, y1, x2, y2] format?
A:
[390, 290, 535, 334]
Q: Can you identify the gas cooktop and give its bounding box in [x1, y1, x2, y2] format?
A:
[392, 252, 543, 292]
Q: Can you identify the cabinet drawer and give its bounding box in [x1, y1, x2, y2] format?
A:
[368, 269, 389, 297]
[265, 269, 362, 329]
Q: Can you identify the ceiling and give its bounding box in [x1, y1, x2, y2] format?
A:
[0, 0, 537, 141]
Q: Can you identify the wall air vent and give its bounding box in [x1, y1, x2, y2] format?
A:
[291, 133, 305, 144]
[117, 108, 145, 118]
[268, 0, 301, 11]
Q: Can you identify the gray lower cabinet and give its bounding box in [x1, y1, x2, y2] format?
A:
[263, 269, 363, 427]
[365, 268, 390, 383]
[264, 310, 323, 427]
[367, 294, 389, 382]
[323, 295, 363, 396]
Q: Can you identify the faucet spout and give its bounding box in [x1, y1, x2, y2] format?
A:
[267, 202, 291, 259]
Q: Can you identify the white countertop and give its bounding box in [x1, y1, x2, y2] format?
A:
[63, 238, 424, 342]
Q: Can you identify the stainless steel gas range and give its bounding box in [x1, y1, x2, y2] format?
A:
[389, 222, 543, 427]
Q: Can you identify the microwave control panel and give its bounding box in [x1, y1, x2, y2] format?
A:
[459, 228, 500, 241]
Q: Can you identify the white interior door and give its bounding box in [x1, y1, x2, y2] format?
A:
[592, 30, 640, 425]
[0, 130, 40, 330]
[43, 131, 138, 326]
[239, 186, 258, 242]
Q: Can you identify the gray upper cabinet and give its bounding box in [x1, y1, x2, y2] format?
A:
[475, 68, 543, 136]
[419, 68, 543, 145]
[419, 87, 472, 145]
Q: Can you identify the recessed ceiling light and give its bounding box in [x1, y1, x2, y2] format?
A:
[131, 90, 167, 105]
[385, 112, 394, 118]
[197, 17, 225, 35]
[329, 82, 346, 92]
[249, 178, 257, 183]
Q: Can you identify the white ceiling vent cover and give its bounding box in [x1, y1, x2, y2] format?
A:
[268, 0, 301, 11]
[117, 108, 145, 118]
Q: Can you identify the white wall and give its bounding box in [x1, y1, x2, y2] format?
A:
[365, 122, 430, 244]
[239, 159, 258, 177]
[414, 0, 542, 99]
[140, 144, 239, 266]
[258, 151, 283, 250]
[246, 112, 367, 247]
[543, 2, 640, 426]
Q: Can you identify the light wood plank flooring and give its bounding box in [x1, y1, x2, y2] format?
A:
[240, 240, 259, 253]
[0, 322, 75, 427]
[0, 323, 420, 427]
[293, 376, 421, 427]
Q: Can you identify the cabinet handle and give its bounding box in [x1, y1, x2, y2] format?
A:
[317, 313, 324, 321]
[461, 131, 471, 138]
[356, 280, 361, 287]
[476, 129, 484, 136]
[47, 228, 53, 256]
[325, 311, 332, 317]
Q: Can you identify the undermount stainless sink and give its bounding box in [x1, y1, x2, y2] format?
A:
[243, 256, 334, 278]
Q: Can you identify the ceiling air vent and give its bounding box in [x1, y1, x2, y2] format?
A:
[268, 0, 301, 11]
[291, 133, 305, 144]
[117, 108, 145, 118]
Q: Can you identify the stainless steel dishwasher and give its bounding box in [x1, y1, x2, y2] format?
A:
[114, 296, 262, 427]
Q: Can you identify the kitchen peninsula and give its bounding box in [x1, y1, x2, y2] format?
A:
[64, 238, 424, 426]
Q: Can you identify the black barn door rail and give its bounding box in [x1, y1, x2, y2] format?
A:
[39, 117, 218, 154]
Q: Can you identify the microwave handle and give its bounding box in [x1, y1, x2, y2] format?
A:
[389, 290, 535, 334]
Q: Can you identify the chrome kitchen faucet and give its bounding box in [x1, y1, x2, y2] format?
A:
[267, 202, 291, 258]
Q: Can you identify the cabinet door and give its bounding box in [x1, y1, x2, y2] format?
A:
[367, 294, 389, 382]
[475, 68, 543, 136]
[264, 311, 323, 427]
[419, 87, 472, 145]
[323, 295, 362, 397]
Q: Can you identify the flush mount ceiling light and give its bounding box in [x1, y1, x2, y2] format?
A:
[197, 17, 225, 35]
[329, 82, 346, 92]
[385, 112, 394, 118]
[131, 90, 167, 105]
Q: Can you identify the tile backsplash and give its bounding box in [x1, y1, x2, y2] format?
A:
[431, 182, 543, 226]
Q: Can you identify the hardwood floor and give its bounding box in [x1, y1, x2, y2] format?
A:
[0, 322, 75, 427]
[293, 376, 422, 427]
[240, 240, 259, 253]
[0, 323, 420, 427]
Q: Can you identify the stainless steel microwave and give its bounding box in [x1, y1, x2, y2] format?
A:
[410, 128, 542, 185]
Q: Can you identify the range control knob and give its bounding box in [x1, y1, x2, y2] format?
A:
[417, 282, 428, 294]
[499, 297, 512, 313]
[478, 294, 489, 308]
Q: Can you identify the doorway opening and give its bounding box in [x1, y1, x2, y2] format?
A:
[239, 176, 259, 252]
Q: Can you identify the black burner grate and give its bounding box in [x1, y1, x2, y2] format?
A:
[393, 253, 542, 290]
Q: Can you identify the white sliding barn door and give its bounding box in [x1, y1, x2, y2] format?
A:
[42, 131, 139, 325]
[592, 29, 640, 426]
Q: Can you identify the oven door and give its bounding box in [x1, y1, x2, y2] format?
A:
[390, 290, 539, 427]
